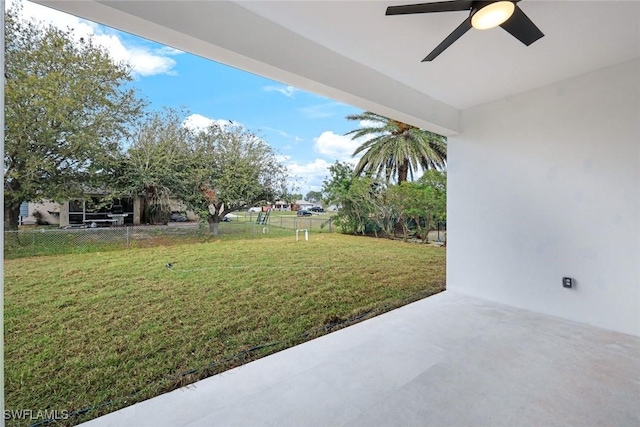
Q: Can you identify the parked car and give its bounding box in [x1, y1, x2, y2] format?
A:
[248, 207, 262, 212]
[309, 206, 324, 213]
[297, 209, 312, 217]
[169, 211, 188, 222]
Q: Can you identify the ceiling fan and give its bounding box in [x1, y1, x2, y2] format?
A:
[386, 0, 544, 61]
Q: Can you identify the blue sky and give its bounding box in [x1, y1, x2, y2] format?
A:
[134, 52, 361, 166]
[18, 0, 368, 195]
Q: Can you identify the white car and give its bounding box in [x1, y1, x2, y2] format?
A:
[248, 207, 262, 212]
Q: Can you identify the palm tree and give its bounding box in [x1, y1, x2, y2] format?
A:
[346, 111, 447, 183]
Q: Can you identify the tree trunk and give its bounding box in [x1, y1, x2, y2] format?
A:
[395, 160, 410, 235]
[422, 218, 430, 243]
[208, 216, 220, 236]
[4, 202, 21, 231]
[415, 216, 429, 243]
[397, 158, 409, 183]
[394, 213, 404, 237]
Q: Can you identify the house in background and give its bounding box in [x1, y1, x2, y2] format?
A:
[59, 195, 139, 227]
[272, 200, 291, 211]
[168, 198, 200, 222]
[19, 196, 204, 227]
[293, 200, 315, 211]
[19, 201, 62, 226]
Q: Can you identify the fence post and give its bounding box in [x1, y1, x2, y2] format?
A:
[32, 230, 36, 256]
[329, 217, 332, 233]
[280, 217, 283, 228]
[126, 226, 130, 248]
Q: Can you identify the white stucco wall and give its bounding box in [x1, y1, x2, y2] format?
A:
[24, 201, 62, 226]
[448, 59, 640, 336]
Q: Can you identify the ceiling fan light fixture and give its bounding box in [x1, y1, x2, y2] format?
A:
[471, 1, 515, 30]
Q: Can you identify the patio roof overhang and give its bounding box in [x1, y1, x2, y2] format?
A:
[34, 1, 640, 135]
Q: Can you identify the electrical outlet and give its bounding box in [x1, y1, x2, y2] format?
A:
[562, 277, 573, 288]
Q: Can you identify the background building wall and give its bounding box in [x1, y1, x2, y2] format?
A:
[23, 201, 62, 226]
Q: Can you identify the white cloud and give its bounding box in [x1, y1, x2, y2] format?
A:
[91, 33, 179, 77]
[182, 114, 234, 132]
[263, 85, 298, 98]
[261, 126, 290, 138]
[286, 158, 333, 192]
[313, 131, 364, 162]
[155, 46, 184, 56]
[256, 126, 304, 145]
[15, 0, 180, 77]
[288, 126, 376, 193]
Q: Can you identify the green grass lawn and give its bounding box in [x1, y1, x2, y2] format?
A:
[4, 233, 445, 426]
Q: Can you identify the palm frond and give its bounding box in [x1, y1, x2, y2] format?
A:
[346, 111, 447, 182]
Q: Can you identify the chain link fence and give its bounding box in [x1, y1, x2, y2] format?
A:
[4, 215, 335, 259]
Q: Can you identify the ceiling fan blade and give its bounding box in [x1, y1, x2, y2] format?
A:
[423, 16, 472, 61]
[500, 5, 544, 46]
[386, 1, 473, 16]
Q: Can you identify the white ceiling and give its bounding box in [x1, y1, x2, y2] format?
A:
[36, 0, 640, 133]
[238, 0, 640, 110]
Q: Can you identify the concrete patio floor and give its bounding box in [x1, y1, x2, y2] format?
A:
[82, 291, 640, 427]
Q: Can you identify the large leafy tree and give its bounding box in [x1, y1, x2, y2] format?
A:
[4, 6, 145, 230]
[321, 161, 355, 207]
[114, 109, 192, 224]
[346, 111, 447, 183]
[387, 182, 444, 242]
[322, 161, 447, 240]
[322, 161, 377, 235]
[305, 191, 323, 203]
[182, 124, 288, 235]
